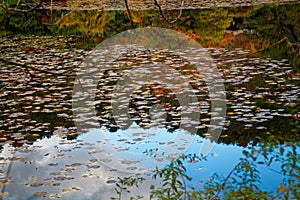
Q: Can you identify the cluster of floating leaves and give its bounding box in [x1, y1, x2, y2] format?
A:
[215, 49, 299, 145]
[0, 36, 299, 147]
[88, 48, 205, 132]
[74, 46, 299, 144]
[214, 49, 299, 120]
[0, 36, 85, 146]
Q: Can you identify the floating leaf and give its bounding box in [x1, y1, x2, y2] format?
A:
[32, 192, 47, 198]
[49, 193, 61, 199]
[29, 182, 43, 187]
[71, 186, 82, 191]
[48, 163, 59, 166]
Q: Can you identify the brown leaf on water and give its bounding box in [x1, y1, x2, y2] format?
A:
[48, 163, 59, 166]
[20, 157, 31, 163]
[0, 192, 8, 196]
[71, 186, 82, 191]
[29, 182, 43, 187]
[61, 189, 71, 194]
[33, 192, 47, 198]
[28, 176, 38, 181]
[49, 193, 61, 199]
[0, 179, 9, 186]
[81, 173, 94, 178]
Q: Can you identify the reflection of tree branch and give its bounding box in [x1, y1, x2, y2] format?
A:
[4, 0, 45, 13]
[0, 57, 75, 76]
[12, 15, 34, 36]
[153, 0, 184, 24]
[0, 156, 13, 200]
[216, 36, 287, 61]
[33, 10, 74, 26]
[124, 0, 134, 27]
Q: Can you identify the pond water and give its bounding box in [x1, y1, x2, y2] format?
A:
[0, 2, 300, 200]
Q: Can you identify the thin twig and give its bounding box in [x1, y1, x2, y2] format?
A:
[211, 158, 245, 200]
[266, 166, 293, 176]
[272, 191, 285, 200]
[153, 0, 184, 24]
[15, 0, 21, 8]
[181, 175, 188, 200]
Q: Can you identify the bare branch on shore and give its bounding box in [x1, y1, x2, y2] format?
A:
[153, 0, 184, 24]
[3, 0, 45, 13]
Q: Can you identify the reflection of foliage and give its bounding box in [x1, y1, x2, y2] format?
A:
[66, 0, 97, 10]
[1, 1, 299, 70]
[0, 2, 54, 36]
[241, 4, 300, 71]
[60, 10, 113, 37]
[184, 8, 235, 47]
[220, 116, 299, 147]
[0, 7, 7, 35]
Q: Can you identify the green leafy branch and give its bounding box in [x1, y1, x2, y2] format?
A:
[111, 174, 145, 200]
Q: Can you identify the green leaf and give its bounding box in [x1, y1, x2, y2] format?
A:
[280, 147, 285, 155]
[242, 150, 249, 157]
